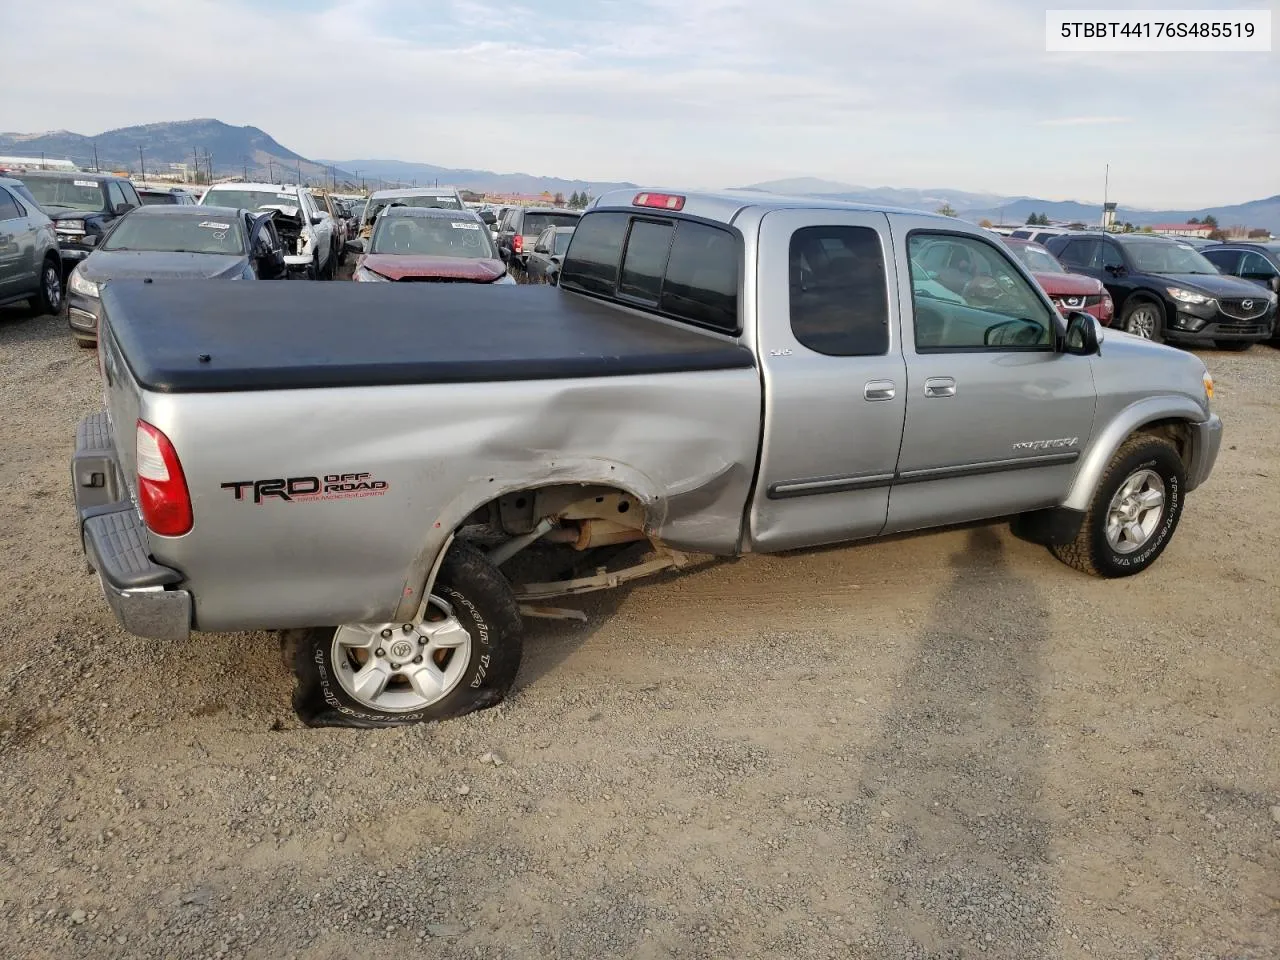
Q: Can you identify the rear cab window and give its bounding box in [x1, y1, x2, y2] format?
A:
[560, 210, 740, 334]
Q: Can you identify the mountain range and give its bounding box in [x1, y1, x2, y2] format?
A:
[0, 119, 1273, 231]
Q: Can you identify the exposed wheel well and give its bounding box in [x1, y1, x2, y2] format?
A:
[1135, 418, 1194, 474]
[459, 482, 650, 539]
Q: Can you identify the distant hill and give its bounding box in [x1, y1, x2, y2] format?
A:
[0, 119, 349, 185]
[320, 157, 636, 198]
[742, 179, 1280, 234]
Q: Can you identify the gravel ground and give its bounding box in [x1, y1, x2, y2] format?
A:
[1, 300, 1277, 960]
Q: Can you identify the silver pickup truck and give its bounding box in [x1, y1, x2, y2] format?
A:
[72, 189, 1222, 728]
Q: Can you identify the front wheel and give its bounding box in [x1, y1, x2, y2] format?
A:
[1121, 299, 1164, 343]
[286, 541, 523, 727]
[1051, 434, 1185, 578]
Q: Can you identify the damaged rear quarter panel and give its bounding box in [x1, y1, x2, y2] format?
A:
[141, 367, 760, 632]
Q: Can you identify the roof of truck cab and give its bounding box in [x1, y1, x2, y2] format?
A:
[591, 187, 964, 227]
[100, 280, 755, 393]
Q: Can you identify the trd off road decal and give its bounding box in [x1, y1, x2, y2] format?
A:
[221, 472, 390, 504]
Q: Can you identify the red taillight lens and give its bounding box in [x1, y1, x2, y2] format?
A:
[633, 192, 685, 211]
[135, 420, 192, 536]
[513, 234, 523, 254]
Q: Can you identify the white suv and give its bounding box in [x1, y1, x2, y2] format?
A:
[200, 183, 336, 279]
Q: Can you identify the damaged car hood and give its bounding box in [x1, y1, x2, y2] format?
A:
[359, 254, 507, 283]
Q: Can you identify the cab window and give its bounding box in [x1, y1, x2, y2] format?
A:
[907, 233, 1055, 351]
[788, 226, 889, 356]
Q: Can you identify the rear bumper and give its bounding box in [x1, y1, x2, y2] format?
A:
[1186, 414, 1223, 493]
[72, 411, 191, 642]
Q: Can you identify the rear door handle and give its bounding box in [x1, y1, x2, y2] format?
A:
[864, 379, 896, 401]
[923, 377, 956, 398]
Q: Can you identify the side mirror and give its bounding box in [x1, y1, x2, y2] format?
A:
[549, 254, 563, 265]
[1104, 263, 1126, 277]
[344, 238, 365, 254]
[1062, 311, 1101, 356]
[480, 211, 496, 225]
[113, 202, 133, 216]
[310, 215, 324, 226]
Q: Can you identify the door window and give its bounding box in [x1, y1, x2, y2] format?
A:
[907, 233, 1056, 351]
[1238, 251, 1279, 283]
[788, 225, 889, 356]
[1055, 238, 1098, 269]
[120, 182, 141, 207]
[1201, 249, 1240, 274]
[1099, 242, 1125, 271]
[0, 187, 22, 221]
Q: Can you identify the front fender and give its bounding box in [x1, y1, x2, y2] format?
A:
[1063, 395, 1208, 512]
[392, 458, 667, 622]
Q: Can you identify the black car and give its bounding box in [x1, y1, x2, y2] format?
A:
[66, 204, 286, 345]
[12, 171, 142, 272]
[523, 225, 576, 283]
[1200, 242, 1280, 294]
[495, 207, 580, 271]
[1045, 232, 1277, 349]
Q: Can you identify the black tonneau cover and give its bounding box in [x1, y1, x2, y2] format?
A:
[100, 281, 754, 393]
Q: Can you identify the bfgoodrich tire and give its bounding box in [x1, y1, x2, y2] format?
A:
[286, 541, 523, 728]
[1051, 434, 1185, 578]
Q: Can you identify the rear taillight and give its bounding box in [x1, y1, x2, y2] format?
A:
[135, 420, 192, 536]
[513, 234, 523, 254]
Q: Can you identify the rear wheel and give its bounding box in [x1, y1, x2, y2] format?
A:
[1121, 299, 1164, 343]
[286, 541, 523, 727]
[1051, 434, 1185, 578]
[36, 257, 63, 315]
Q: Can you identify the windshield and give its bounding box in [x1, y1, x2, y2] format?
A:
[1124, 240, 1218, 275]
[523, 213, 579, 236]
[1009, 243, 1064, 274]
[16, 176, 107, 213]
[369, 216, 496, 258]
[102, 214, 246, 255]
[204, 189, 297, 211]
[365, 194, 462, 223]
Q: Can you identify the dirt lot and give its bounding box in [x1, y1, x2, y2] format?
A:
[1, 301, 1277, 960]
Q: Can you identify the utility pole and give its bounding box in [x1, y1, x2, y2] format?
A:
[243, 156, 248, 181]
[296, 160, 301, 186]
[138, 146, 146, 184]
[268, 158, 275, 183]
[1101, 163, 1109, 230]
[40, 151, 45, 170]
[92, 143, 99, 172]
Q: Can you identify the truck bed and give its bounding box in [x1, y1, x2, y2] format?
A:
[101, 280, 755, 393]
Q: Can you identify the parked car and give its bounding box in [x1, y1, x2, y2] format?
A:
[12, 170, 141, 271]
[1045, 231, 1277, 349]
[1001, 238, 1114, 324]
[1200, 242, 1280, 294]
[66, 204, 286, 345]
[0, 176, 62, 314]
[357, 187, 466, 240]
[313, 191, 348, 262]
[347, 207, 513, 284]
[523, 225, 576, 283]
[495, 207, 581, 271]
[72, 189, 1222, 728]
[1166, 235, 1218, 250]
[136, 186, 198, 206]
[199, 183, 335, 279]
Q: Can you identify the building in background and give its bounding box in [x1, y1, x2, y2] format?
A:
[1102, 202, 1117, 231]
[1150, 223, 1214, 238]
[0, 155, 77, 171]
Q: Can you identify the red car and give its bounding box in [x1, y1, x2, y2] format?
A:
[350, 207, 514, 285]
[1003, 238, 1114, 325]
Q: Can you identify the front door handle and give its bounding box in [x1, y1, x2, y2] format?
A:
[923, 377, 956, 398]
[864, 379, 896, 401]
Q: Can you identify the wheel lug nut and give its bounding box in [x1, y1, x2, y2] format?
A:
[380, 628, 392, 638]
[375, 648, 385, 658]
[413, 655, 423, 664]
[402, 624, 413, 632]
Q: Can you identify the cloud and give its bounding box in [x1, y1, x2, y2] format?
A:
[1036, 117, 1131, 127]
[0, 0, 1275, 206]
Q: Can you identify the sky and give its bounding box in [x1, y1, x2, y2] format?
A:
[2, 0, 1276, 207]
